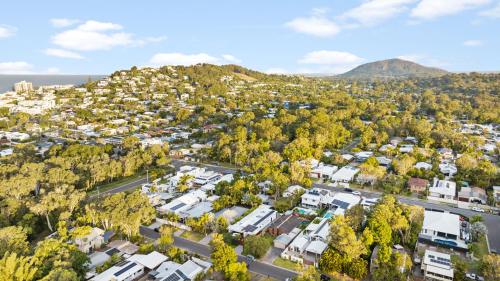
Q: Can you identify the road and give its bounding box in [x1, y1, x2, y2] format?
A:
[140, 226, 297, 280]
[93, 158, 500, 253]
[87, 177, 148, 200]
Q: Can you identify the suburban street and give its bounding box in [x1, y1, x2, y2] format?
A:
[94, 158, 500, 254]
[140, 226, 297, 280]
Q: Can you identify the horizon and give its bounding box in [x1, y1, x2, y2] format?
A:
[1, 1, 499, 75]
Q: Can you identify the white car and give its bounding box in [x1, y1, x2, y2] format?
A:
[471, 207, 485, 213]
[352, 191, 361, 196]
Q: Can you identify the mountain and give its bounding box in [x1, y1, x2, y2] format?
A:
[338, 58, 448, 79]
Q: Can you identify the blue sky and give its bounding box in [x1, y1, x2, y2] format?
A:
[0, 0, 499, 75]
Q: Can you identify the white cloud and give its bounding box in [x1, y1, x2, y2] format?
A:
[298, 50, 364, 65]
[0, 61, 34, 74]
[480, 2, 500, 17]
[264, 68, 289, 74]
[222, 54, 242, 64]
[150, 53, 220, 66]
[285, 9, 340, 37]
[342, 0, 418, 26]
[0, 25, 16, 38]
[45, 48, 84, 59]
[411, 0, 491, 20]
[50, 18, 80, 28]
[463, 39, 483, 46]
[51, 20, 164, 51]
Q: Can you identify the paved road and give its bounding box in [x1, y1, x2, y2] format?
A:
[96, 159, 500, 253]
[140, 226, 297, 280]
[87, 177, 148, 200]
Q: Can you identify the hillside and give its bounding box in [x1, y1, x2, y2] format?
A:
[338, 58, 448, 79]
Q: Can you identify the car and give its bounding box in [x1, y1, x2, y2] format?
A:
[320, 274, 331, 281]
[471, 207, 485, 213]
[352, 191, 361, 195]
[344, 188, 353, 193]
[246, 255, 255, 263]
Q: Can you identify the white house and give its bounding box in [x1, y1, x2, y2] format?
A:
[92, 251, 167, 281]
[419, 211, 466, 249]
[158, 190, 207, 215]
[399, 144, 414, 153]
[228, 204, 277, 237]
[149, 258, 212, 281]
[283, 185, 305, 197]
[428, 178, 456, 201]
[415, 162, 433, 170]
[330, 166, 360, 183]
[329, 193, 362, 216]
[310, 163, 338, 180]
[300, 188, 335, 209]
[421, 250, 454, 281]
[74, 227, 105, 254]
[439, 162, 457, 177]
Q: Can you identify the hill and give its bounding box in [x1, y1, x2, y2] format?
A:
[338, 58, 448, 79]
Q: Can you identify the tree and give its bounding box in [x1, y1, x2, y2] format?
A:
[481, 254, 500, 281]
[242, 235, 272, 259]
[158, 226, 174, 252]
[40, 268, 79, 281]
[0, 226, 30, 257]
[344, 258, 368, 280]
[392, 154, 416, 176]
[225, 262, 250, 281]
[345, 204, 365, 232]
[452, 256, 467, 281]
[0, 252, 37, 281]
[210, 234, 237, 273]
[328, 215, 366, 261]
[295, 265, 320, 281]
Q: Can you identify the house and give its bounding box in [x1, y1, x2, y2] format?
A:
[106, 240, 140, 255]
[274, 228, 302, 249]
[192, 170, 222, 187]
[0, 148, 13, 157]
[281, 218, 330, 266]
[267, 214, 308, 236]
[215, 206, 248, 224]
[379, 144, 396, 152]
[457, 186, 487, 204]
[301, 188, 334, 209]
[428, 178, 456, 201]
[415, 162, 433, 170]
[421, 250, 454, 281]
[92, 251, 167, 281]
[375, 156, 392, 166]
[158, 190, 207, 215]
[228, 204, 277, 237]
[494, 186, 500, 207]
[408, 177, 429, 193]
[355, 151, 373, 162]
[310, 163, 338, 180]
[74, 227, 105, 254]
[283, 185, 305, 197]
[330, 166, 360, 183]
[149, 257, 212, 281]
[419, 211, 466, 249]
[399, 144, 414, 153]
[437, 148, 454, 160]
[439, 162, 457, 177]
[328, 192, 361, 216]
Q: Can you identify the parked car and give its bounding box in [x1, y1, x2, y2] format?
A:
[344, 188, 353, 193]
[471, 207, 485, 213]
[352, 191, 361, 195]
[466, 273, 485, 281]
[320, 274, 331, 281]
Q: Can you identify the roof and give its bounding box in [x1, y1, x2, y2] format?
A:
[408, 177, 429, 187]
[429, 178, 456, 197]
[228, 204, 277, 235]
[268, 214, 307, 234]
[128, 251, 168, 269]
[92, 260, 144, 281]
[331, 166, 359, 181]
[306, 240, 328, 254]
[423, 250, 454, 278]
[422, 211, 460, 236]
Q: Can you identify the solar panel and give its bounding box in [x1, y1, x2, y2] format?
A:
[331, 199, 349, 209]
[253, 211, 274, 226]
[243, 225, 258, 233]
[171, 203, 186, 211]
[430, 259, 450, 267]
[164, 273, 181, 281]
[114, 262, 137, 277]
[105, 248, 120, 256]
[175, 269, 189, 280]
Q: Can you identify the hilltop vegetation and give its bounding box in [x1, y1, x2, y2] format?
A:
[338, 58, 449, 79]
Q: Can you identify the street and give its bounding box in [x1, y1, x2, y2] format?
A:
[140, 226, 297, 280]
[95, 158, 500, 254]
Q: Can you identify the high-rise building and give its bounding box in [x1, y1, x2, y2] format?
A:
[14, 81, 33, 93]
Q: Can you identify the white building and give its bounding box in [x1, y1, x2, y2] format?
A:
[439, 163, 458, 177]
[415, 162, 433, 170]
[310, 163, 338, 180]
[73, 227, 105, 254]
[330, 166, 360, 183]
[420, 211, 466, 249]
[283, 185, 305, 197]
[158, 189, 207, 215]
[428, 178, 456, 201]
[329, 192, 362, 216]
[228, 204, 277, 237]
[421, 250, 454, 281]
[92, 251, 167, 281]
[14, 81, 33, 92]
[149, 258, 212, 281]
[301, 188, 335, 209]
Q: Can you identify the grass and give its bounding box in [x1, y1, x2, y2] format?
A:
[180, 231, 205, 242]
[272, 257, 299, 271]
[88, 173, 145, 196]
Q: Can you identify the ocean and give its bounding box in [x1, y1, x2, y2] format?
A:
[0, 75, 106, 93]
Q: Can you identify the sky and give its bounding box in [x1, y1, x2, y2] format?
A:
[0, 0, 499, 75]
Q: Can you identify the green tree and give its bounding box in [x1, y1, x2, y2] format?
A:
[225, 262, 250, 281]
[0, 226, 30, 257]
[0, 252, 37, 281]
[242, 235, 272, 259]
[210, 234, 237, 273]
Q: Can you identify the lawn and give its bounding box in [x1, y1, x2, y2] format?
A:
[272, 257, 299, 271]
[180, 231, 205, 242]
